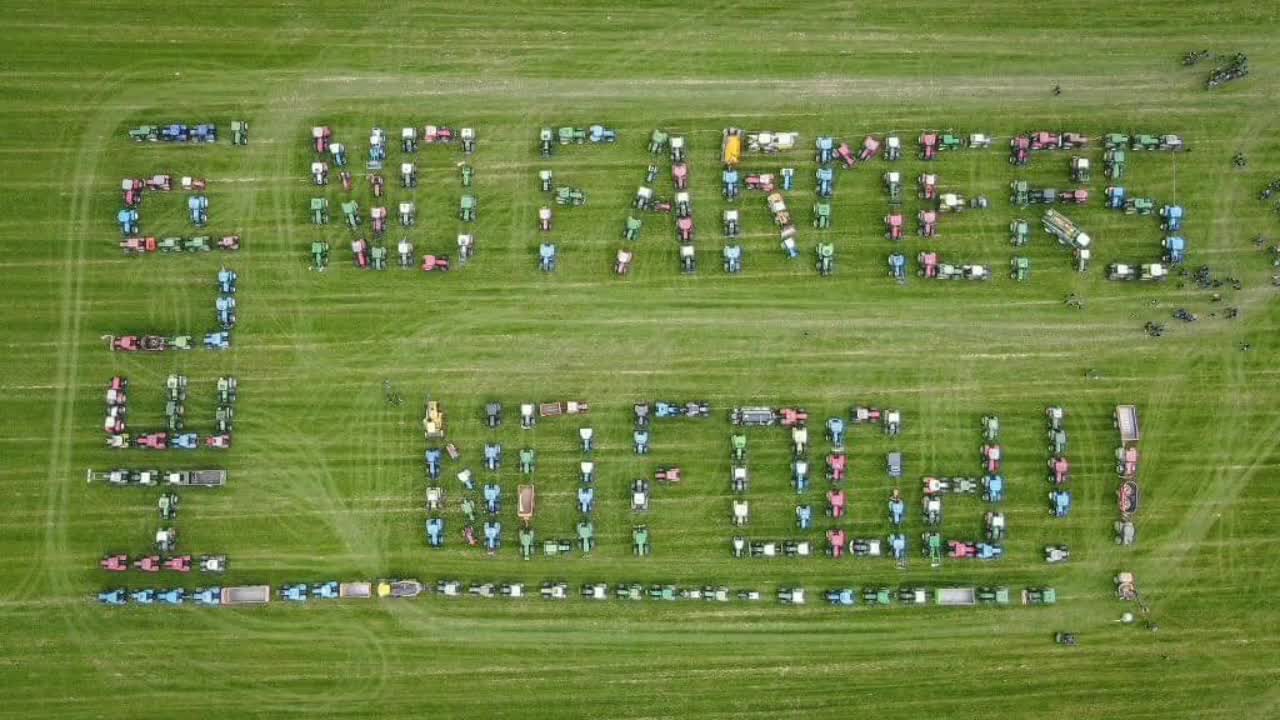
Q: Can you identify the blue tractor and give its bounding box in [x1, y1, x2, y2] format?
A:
[539, 243, 557, 272]
[977, 543, 1004, 561]
[825, 588, 855, 606]
[218, 268, 238, 294]
[795, 504, 812, 530]
[588, 125, 617, 143]
[815, 136, 835, 164]
[484, 443, 501, 471]
[204, 331, 230, 350]
[425, 448, 442, 479]
[158, 588, 185, 605]
[825, 418, 845, 447]
[1050, 490, 1072, 518]
[888, 492, 906, 526]
[426, 518, 445, 548]
[192, 124, 217, 143]
[99, 588, 127, 606]
[170, 433, 199, 450]
[1160, 205, 1184, 232]
[792, 459, 809, 494]
[161, 124, 189, 142]
[484, 521, 502, 553]
[816, 167, 834, 198]
[982, 474, 1005, 503]
[888, 253, 907, 282]
[483, 484, 502, 514]
[194, 587, 221, 606]
[312, 581, 339, 600]
[1106, 186, 1126, 210]
[1163, 235, 1187, 264]
[216, 296, 236, 329]
[890, 533, 907, 564]
[118, 208, 139, 236]
[188, 196, 209, 227]
[723, 169, 740, 201]
[281, 584, 309, 602]
[578, 486, 594, 514]
[131, 588, 157, 605]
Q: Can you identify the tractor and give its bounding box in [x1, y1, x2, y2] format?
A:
[826, 489, 846, 518]
[117, 208, 139, 236]
[632, 525, 650, 556]
[888, 490, 906, 526]
[732, 499, 749, 526]
[539, 128, 554, 157]
[397, 239, 415, 268]
[886, 214, 905, 241]
[1162, 235, 1187, 264]
[330, 142, 347, 167]
[188, 196, 209, 227]
[670, 135, 686, 163]
[538, 206, 553, 232]
[919, 132, 939, 160]
[588, 125, 617, 143]
[1044, 545, 1070, 564]
[1159, 205, 1184, 232]
[631, 479, 650, 512]
[624, 215, 643, 241]
[1105, 148, 1126, 179]
[1071, 156, 1090, 182]
[310, 241, 329, 271]
[371, 207, 387, 235]
[679, 242, 695, 273]
[986, 512, 1006, 542]
[539, 169, 554, 192]
[460, 127, 476, 153]
[578, 522, 595, 553]
[918, 251, 939, 278]
[722, 244, 742, 274]
[1010, 218, 1031, 246]
[1011, 256, 1030, 281]
[919, 173, 938, 201]
[815, 136, 835, 164]
[677, 216, 695, 243]
[918, 211, 937, 237]
[648, 129, 669, 154]
[884, 171, 902, 203]
[459, 163, 473, 188]
[671, 163, 688, 189]
[885, 135, 902, 160]
[816, 243, 835, 276]
[857, 136, 882, 163]
[614, 249, 633, 275]
[722, 209, 739, 238]
[341, 200, 360, 229]
[1050, 489, 1072, 518]
[722, 168, 740, 200]
[558, 127, 587, 144]
[888, 253, 907, 282]
[939, 133, 963, 151]
[1105, 185, 1126, 210]
[1009, 135, 1030, 165]
[816, 167, 834, 197]
[813, 202, 831, 229]
[556, 186, 586, 206]
[459, 195, 477, 222]
[539, 243, 556, 272]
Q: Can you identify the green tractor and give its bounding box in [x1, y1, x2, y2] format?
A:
[519, 528, 536, 560]
[816, 242, 835, 276]
[538, 169, 554, 192]
[1022, 587, 1057, 605]
[648, 129, 669, 154]
[341, 200, 360, 229]
[1010, 180, 1030, 206]
[1010, 219, 1030, 246]
[371, 244, 387, 270]
[633, 525, 650, 556]
[555, 187, 586, 206]
[648, 584, 677, 601]
[977, 586, 1011, 605]
[1104, 133, 1130, 150]
[922, 531, 942, 567]
[129, 125, 159, 142]
[231, 121, 249, 146]
[1132, 134, 1160, 151]
[1105, 148, 1126, 179]
[459, 195, 477, 222]
[623, 216, 642, 241]
[1128, 197, 1154, 215]
[1011, 256, 1030, 281]
[519, 448, 536, 474]
[939, 133, 964, 151]
[310, 241, 330, 271]
[310, 197, 329, 225]
[558, 127, 587, 145]
[459, 163, 473, 188]
[616, 583, 644, 600]
[862, 587, 892, 606]
[730, 433, 747, 462]
[813, 202, 831, 229]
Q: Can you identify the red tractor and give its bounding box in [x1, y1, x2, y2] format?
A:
[826, 490, 846, 518]
[677, 216, 694, 242]
[1057, 189, 1089, 204]
[671, 163, 688, 190]
[948, 541, 977, 559]
[1117, 446, 1139, 479]
[422, 255, 450, 272]
[136, 433, 168, 450]
[134, 555, 161, 572]
[918, 211, 937, 237]
[919, 173, 938, 200]
[826, 453, 847, 483]
[340, 171, 353, 192]
[827, 529, 847, 558]
[120, 237, 158, 254]
[780, 408, 808, 427]
[313, 126, 332, 154]
[885, 214, 904, 240]
[351, 238, 370, 269]
[122, 178, 144, 207]
[1048, 456, 1070, 485]
[146, 175, 172, 191]
[745, 174, 775, 192]
[1010, 136, 1030, 165]
[654, 467, 682, 484]
[100, 554, 128, 572]
[206, 434, 232, 449]
[919, 133, 939, 160]
[835, 142, 856, 168]
[1030, 131, 1060, 150]
[857, 136, 881, 163]
[981, 444, 1002, 473]
[369, 174, 385, 197]
[218, 235, 241, 251]
[918, 252, 939, 278]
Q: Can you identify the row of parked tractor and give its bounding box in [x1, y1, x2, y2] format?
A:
[538, 126, 616, 270]
[99, 580, 1058, 607]
[103, 269, 236, 357]
[1045, 406, 1074, 526]
[103, 374, 236, 450]
[128, 122, 247, 145]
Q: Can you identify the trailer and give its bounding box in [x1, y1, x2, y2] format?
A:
[1115, 405, 1141, 445]
[518, 485, 536, 525]
[423, 400, 446, 439]
[538, 401, 590, 418]
[935, 587, 977, 606]
[166, 470, 227, 487]
[339, 582, 373, 599]
[730, 407, 779, 426]
[220, 585, 270, 605]
[86, 469, 226, 487]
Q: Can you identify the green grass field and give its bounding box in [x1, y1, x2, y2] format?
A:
[5, 1, 1280, 717]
